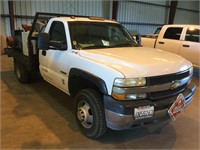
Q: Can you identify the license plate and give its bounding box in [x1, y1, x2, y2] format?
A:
[134, 106, 154, 120]
[168, 94, 186, 121]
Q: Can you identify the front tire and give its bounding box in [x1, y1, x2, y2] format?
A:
[75, 89, 107, 139]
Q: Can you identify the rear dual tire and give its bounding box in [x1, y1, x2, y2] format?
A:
[14, 59, 30, 83]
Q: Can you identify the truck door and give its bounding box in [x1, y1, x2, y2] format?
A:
[39, 21, 69, 93]
[180, 27, 200, 69]
[156, 27, 183, 54]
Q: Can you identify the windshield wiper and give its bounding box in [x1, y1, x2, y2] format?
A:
[82, 45, 110, 49]
[115, 43, 135, 47]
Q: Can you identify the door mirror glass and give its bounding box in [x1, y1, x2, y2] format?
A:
[37, 32, 50, 50]
[134, 34, 141, 46]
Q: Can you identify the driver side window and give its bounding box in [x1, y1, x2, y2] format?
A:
[49, 21, 67, 49]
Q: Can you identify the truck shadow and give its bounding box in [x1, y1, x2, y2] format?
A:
[0, 70, 183, 149]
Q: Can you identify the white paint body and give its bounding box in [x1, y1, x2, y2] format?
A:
[39, 18, 192, 96]
[142, 24, 200, 69]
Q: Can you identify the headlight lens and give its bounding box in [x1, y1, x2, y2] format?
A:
[114, 77, 146, 87]
[126, 93, 147, 100]
[187, 67, 193, 85]
[189, 67, 193, 76]
[112, 77, 147, 100]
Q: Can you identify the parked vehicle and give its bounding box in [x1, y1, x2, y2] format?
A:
[142, 24, 200, 69]
[5, 13, 196, 138]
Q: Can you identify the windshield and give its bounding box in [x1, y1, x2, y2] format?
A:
[68, 21, 137, 50]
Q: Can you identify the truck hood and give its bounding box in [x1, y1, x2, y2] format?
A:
[79, 47, 192, 78]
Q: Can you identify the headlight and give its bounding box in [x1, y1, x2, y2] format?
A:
[189, 67, 193, 76]
[114, 77, 146, 87]
[187, 67, 193, 85]
[112, 77, 147, 100]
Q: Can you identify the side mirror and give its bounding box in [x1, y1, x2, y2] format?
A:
[37, 32, 50, 50]
[135, 34, 141, 46]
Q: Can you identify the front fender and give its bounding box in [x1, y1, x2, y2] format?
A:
[68, 68, 108, 96]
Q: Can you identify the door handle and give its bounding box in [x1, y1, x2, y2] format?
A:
[159, 41, 165, 44]
[42, 50, 46, 56]
[60, 71, 67, 75]
[182, 44, 190, 48]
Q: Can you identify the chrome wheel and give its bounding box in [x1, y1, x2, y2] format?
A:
[75, 89, 107, 138]
[77, 100, 93, 129]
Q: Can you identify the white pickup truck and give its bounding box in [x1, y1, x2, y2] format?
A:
[142, 24, 200, 69]
[5, 13, 196, 138]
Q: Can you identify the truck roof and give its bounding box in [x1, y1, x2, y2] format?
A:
[163, 24, 200, 28]
[49, 16, 118, 24]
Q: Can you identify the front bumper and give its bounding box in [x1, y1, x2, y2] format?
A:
[104, 82, 196, 130]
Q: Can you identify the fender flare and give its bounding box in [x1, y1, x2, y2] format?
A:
[68, 68, 108, 96]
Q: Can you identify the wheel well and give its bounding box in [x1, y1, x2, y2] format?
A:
[68, 69, 108, 97]
[69, 76, 99, 97]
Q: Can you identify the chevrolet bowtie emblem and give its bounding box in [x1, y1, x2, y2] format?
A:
[170, 80, 180, 90]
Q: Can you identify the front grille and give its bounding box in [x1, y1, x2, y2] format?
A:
[149, 84, 187, 100]
[148, 71, 189, 85]
[147, 70, 190, 101]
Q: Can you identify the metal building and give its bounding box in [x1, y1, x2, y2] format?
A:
[1, 0, 199, 38]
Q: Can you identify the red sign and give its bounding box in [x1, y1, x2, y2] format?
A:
[168, 94, 186, 121]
